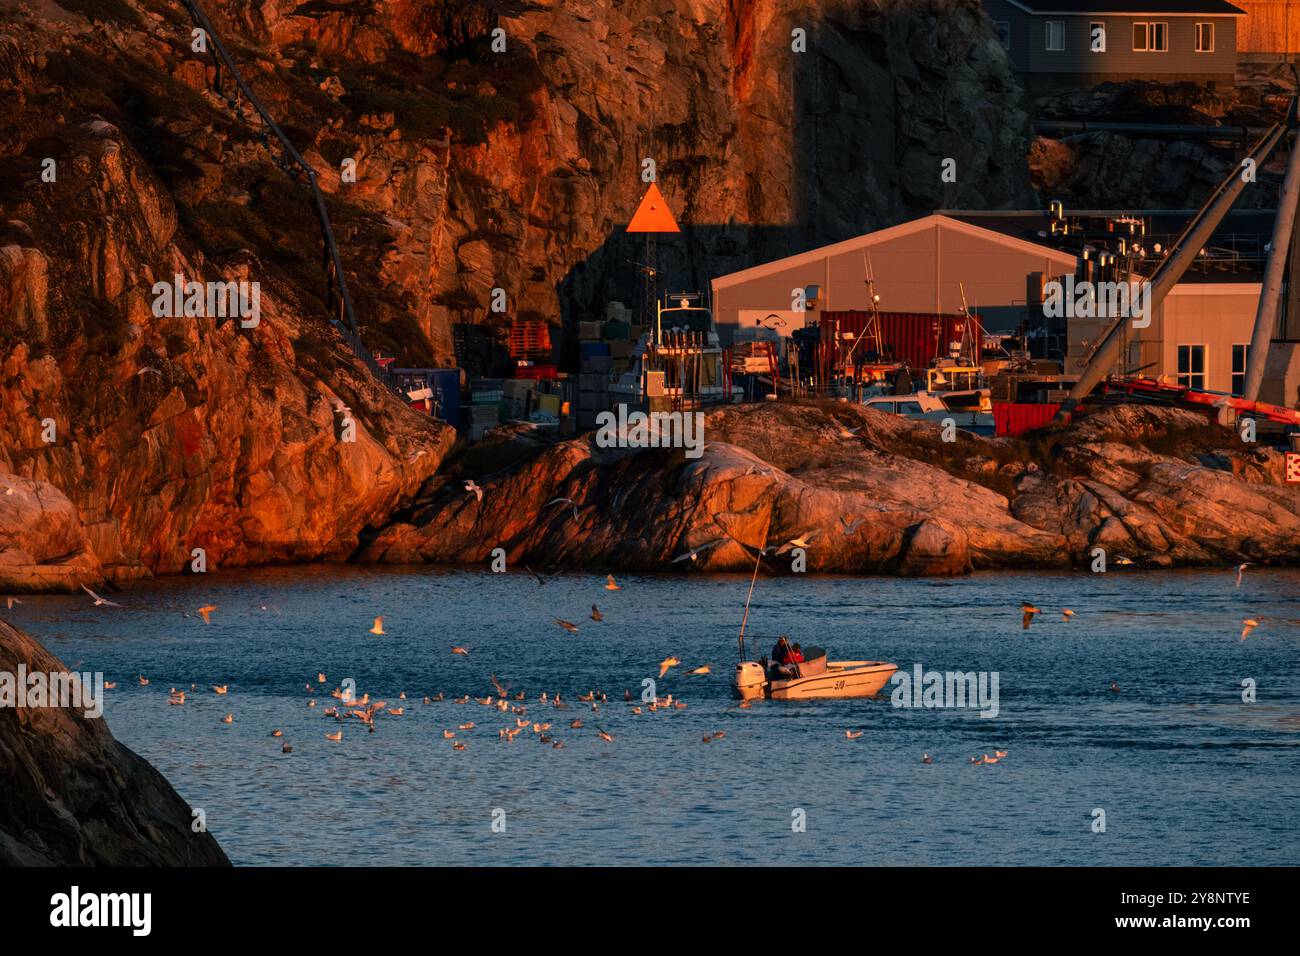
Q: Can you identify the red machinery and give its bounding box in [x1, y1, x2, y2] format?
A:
[1100, 377, 1300, 427]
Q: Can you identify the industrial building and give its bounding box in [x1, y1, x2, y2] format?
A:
[710, 208, 1300, 408]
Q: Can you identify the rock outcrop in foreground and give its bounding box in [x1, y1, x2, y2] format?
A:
[0, 618, 229, 865]
[363, 403, 1300, 575]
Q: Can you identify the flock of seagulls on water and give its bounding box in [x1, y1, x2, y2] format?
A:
[0, 556, 1287, 769]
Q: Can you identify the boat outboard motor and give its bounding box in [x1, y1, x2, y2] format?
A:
[733, 661, 767, 701]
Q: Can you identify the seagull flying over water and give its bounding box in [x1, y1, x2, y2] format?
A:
[197, 604, 216, 624]
[1235, 563, 1250, 588]
[81, 585, 122, 607]
[1021, 603, 1040, 630]
[4, 596, 21, 609]
[1062, 609, 1075, 622]
[839, 515, 867, 535]
[463, 480, 483, 502]
[777, 531, 819, 554]
[590, 604, 603, 622]
[554, 618, 579, 634]
[658, 656, 680, 679]
[671, 539, 725, 564]
[369, 616, 385, 635]
[605, 574, 622, 591]
[545, 497, 580, 521]
[1241, 618, 1259, 641]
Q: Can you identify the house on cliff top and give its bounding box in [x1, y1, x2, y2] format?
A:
[982, 0, 1245, 92]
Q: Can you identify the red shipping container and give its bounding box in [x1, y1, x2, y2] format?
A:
[994, 402, 1061, 437]
[512, 364, 559, 380]
[821, 311, 980, 370]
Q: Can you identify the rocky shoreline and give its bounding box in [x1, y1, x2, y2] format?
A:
[0, 618, 229, 865]
[363, 402, 1300, 576]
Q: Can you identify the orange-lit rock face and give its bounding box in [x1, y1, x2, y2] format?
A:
[361, 403, 1300, 575]
[0, 0, 1031, 588]
[0, 119, 453, 586]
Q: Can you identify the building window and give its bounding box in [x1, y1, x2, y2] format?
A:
[1178, 345, 1206, 390]
[1232, 343, 1248, 395]
[1196, 22, 1215, 52]
[1133, 22, 1169, 52]
[1045, 20, 1064, 51]
[995, 21, 1011, 50]
[1090, 22, 1106, 53]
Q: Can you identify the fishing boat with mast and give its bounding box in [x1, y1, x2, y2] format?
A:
[728, 543, 898, 701]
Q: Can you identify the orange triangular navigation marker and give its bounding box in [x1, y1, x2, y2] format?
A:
[626, 182, 681, 233]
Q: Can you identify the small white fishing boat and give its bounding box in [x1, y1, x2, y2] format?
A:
[733, 646, 898, 701]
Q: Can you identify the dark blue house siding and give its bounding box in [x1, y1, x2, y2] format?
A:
[982, 1, 1238, 85]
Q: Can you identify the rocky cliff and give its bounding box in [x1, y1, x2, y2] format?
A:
[0, 0, 1034, 589]
[363, 403, 1300, 574]
[0, 617, 230, 865]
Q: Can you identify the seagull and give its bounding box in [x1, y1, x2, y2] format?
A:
[994, 750, 1008, 758]
[1114, 556, 1134, 566]
[452, 742, 467, 751]
[590, 604, 603, 622]
[570, 719, 583, 729]
[4, 597, 21, 609]
[197, 604, 217, 624]
[523, 564, 560, 586]
[1062, 609, 1075, 622]
[369, 616, 385, 635]
[777, 531, 819, 554]
[1021, 603, 1040, 630]
[1235, 563, 1250, 588]
[845, 730, 863, 739]
[135, 366, 162, 377]
[671, 539, 725, 563]
[596, 729, 614, 742]
[213, 685, 228, 695]
[686, 665, 711, 675]
[220, 713, 233, 724]
[463, 480, 483, 502]
[839, 515, 867, 535]
[326, 730, 343, 742]
[1109, 681, 1120, 694]
[969, 756, 984, 765]
[270, 730, 283, 737]
[605, 574, 622, 591]
[138, 676, 149, 685]
[1241, 618, 1259, 641]
[921, 753, 933, 764]
[838, 425, 862, 438]
[489, 675, 509, 698]
[451, 645, 469, 656]
[545, 497, 579, 521]
[317, 673, 326, 683]
[982, 753, 1000, 764]
[282, 743, 293, 753]
[554, 618, 579, 634]
[658, 656, 680, 678]
[81, 585, 122, 607]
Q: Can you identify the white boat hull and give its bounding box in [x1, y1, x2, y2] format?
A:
[733, 660, 898, 701]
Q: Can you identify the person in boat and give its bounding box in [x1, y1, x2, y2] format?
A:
[788, 643, 806, 665]
[770, 636, 799, 678]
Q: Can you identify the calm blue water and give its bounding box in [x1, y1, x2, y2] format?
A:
[9, 565, 1300, 865]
